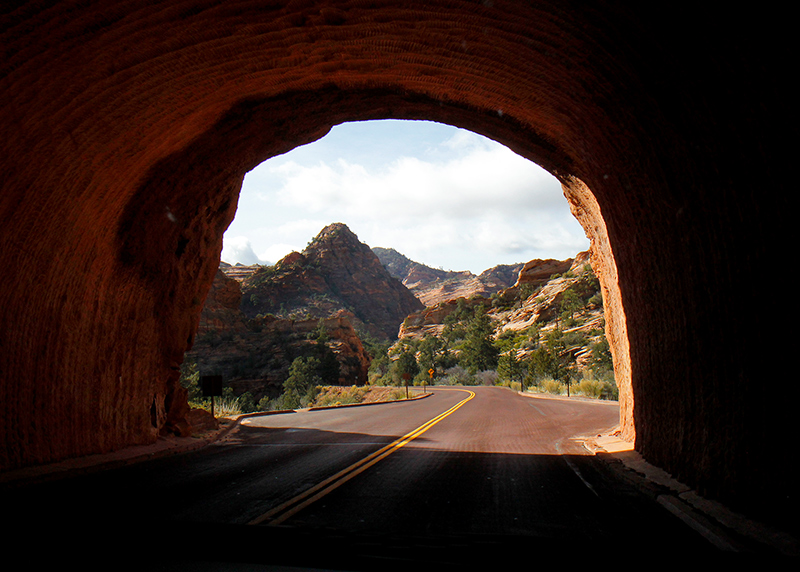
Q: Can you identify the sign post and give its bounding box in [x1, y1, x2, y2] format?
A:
[201, 375, 223, 417]
[428, 368, 435, 393]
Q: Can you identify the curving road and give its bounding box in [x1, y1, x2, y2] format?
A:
[6, 386, 724, 567]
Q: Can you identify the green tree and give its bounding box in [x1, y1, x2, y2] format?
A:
[442, 317, 466, 346]
[417, 335, 454, 381]
[179, 356, 204, 404]
[460, 306, 498, 373]
[278, 356, 322, 409]
[391, 343, 419, 386]
[498, 350, 525, 389]
[309, 320, 340, 384]
[559, 288, 582, 323]
[238, 391, 256, 413]
[527, 346, 555, 383]
[526, 329, 572, 384]
[589, 336, 614, 378]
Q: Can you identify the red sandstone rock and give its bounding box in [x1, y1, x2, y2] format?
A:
[374, 247, 522, 307]
[197, 269, 246, 334]
[186, 408, 219, 433]
[513, 258, 573, 288]
[242, 224, 422, 340]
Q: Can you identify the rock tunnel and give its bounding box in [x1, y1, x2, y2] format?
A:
[0, 2, 791, 522]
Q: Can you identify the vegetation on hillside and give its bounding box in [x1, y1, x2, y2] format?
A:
[180, 353, 415, 416]
[368, 265, 617, 400]
[182, 251, 618, 419]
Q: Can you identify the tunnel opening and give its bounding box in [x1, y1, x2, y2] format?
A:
[183, 118, 621, 416]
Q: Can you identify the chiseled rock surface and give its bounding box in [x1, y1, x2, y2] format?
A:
[197, 269, 246, 335]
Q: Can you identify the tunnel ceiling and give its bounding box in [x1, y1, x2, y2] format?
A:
[0, 1, 792, 521]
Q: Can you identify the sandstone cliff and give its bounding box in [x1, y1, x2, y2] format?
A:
[196, 268, 246, 334]
[242, 224, 423, 340]
[373, 247, 523, 307]
[190, 291, 371, 403]
[398, 252, 604, 372]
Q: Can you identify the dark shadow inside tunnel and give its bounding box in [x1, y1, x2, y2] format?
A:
[1, 422, 737, 565]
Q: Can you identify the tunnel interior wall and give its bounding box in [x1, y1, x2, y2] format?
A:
[0, 1, 791, 519]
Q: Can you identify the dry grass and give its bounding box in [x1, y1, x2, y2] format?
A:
[312, 385, 417, 407]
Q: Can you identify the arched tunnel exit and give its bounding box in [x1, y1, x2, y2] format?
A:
[0, 1, 792, 545]
[115, 90, 633, 442]
[195, 117, 620, 415]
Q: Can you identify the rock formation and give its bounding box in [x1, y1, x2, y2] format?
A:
[219, 261, 261, 283]
[190, 289, 372, 403]
[513, 258, 575, 289]
[395, 253, 607, 388]
[186, 224, 437, 400]
[242, 224, 423, 340]
[373, 247, 523, 307]
[398, 253, 598, 343]
[197, 269, 246, 334]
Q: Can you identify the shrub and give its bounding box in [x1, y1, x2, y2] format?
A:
[474, 369, 498, 386]
[601, 380, 619, 400]
[575, 378, 604, 398]
[540, 378, 566, 395]
[238, 391, 257, 413]
[440, 365, 476, 386]
[313, 386, 368, 407]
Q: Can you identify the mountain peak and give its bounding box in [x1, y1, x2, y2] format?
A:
[242, 223, 423, 340]
[311, 222, 358, 245]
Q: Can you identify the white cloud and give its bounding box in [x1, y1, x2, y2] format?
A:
[258, 243, 296, 264]
[224, 121, 589, 273]
[221, 236, 269, 265]
[272, 142, 562, 222]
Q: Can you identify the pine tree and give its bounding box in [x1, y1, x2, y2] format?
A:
[280, 356, 322, 408]
[498, 350, 525, 389]
[309, 319, 340, 384]
[392, 343, 419, 386]
[460, 306, 498, 373]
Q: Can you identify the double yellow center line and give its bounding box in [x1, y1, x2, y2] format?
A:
[249, 388, 475, 526]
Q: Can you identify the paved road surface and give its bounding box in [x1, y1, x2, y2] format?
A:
[4, 387, 748, 568]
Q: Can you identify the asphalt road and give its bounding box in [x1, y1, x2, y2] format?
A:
[5, 386, 738, 568]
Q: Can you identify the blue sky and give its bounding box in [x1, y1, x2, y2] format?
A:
[222, 120, 588, 274]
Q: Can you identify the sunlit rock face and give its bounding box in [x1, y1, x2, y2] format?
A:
[241, 223, 423, 341]
[0, 1, 790, 519]
[373, 247, 523, 307]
